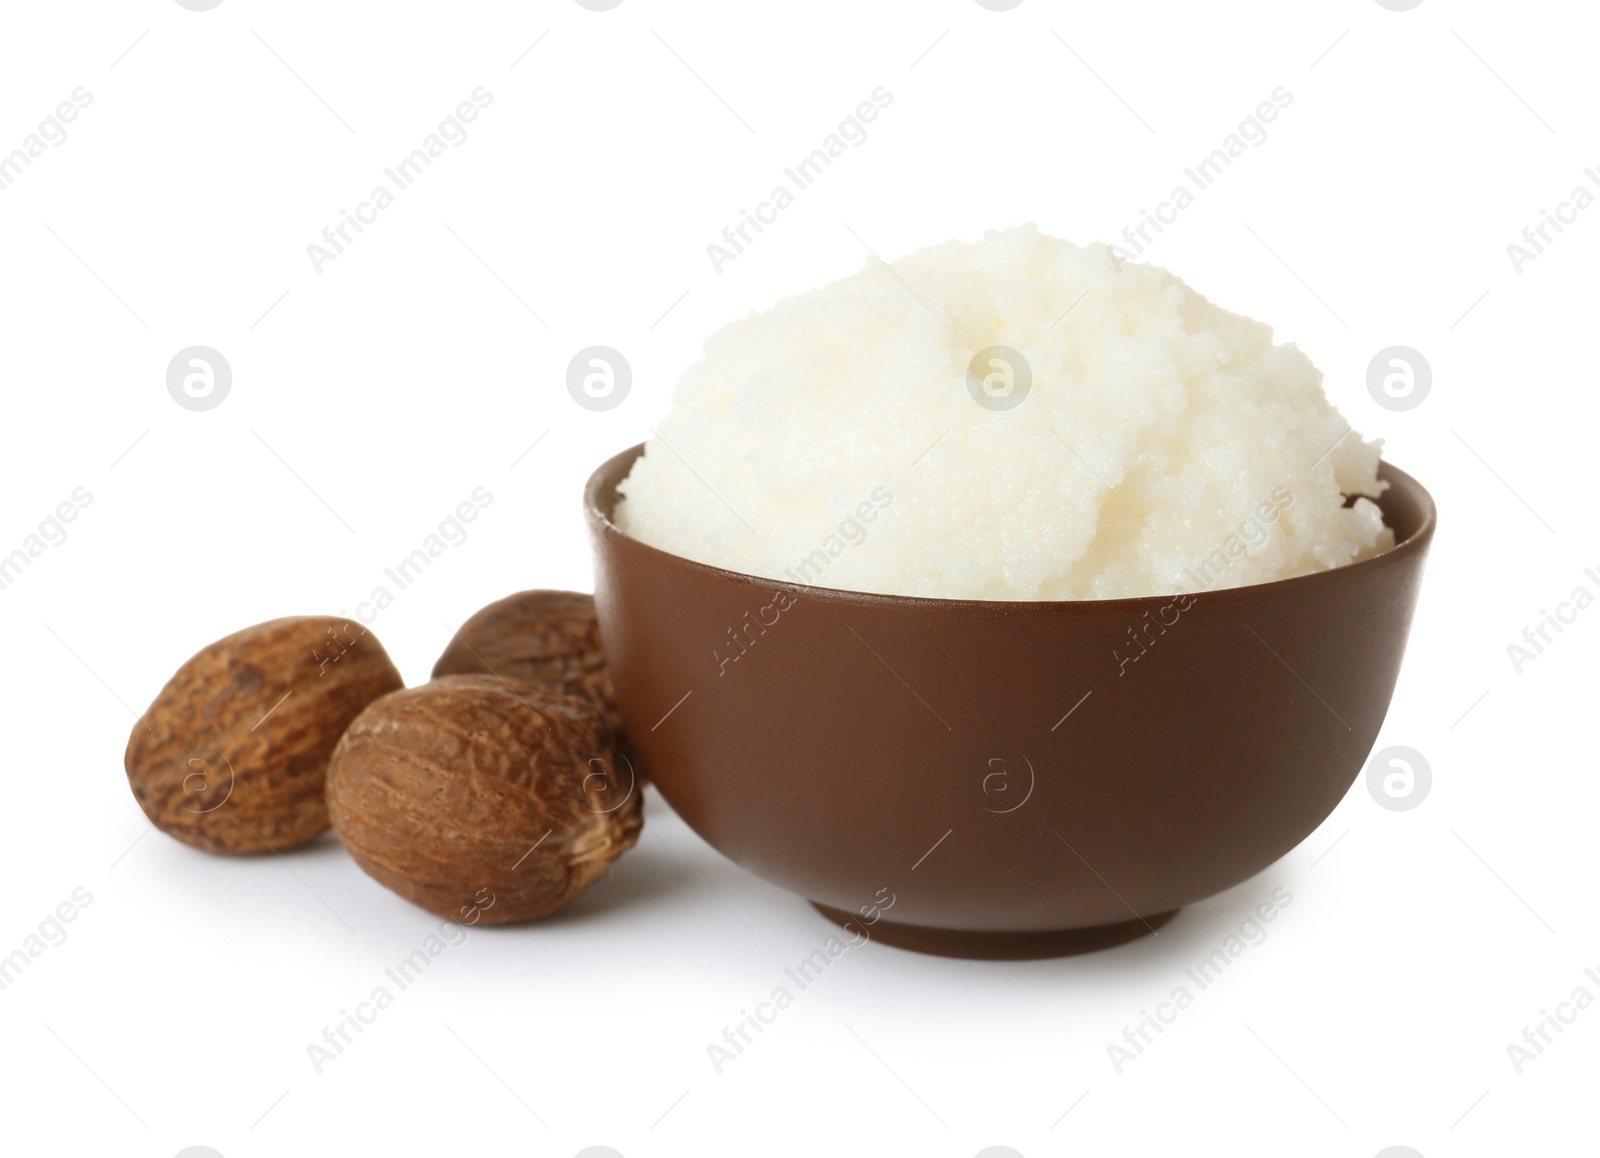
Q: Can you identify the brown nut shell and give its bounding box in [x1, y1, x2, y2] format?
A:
[433, 590, 622, 734]
[124, 617, 405, 854]
[325, 675, 642, 923]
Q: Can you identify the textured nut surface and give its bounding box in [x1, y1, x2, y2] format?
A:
[326, 675, 642, 923]
[433, 590, 622, 734]
[125, 617, 405, 853]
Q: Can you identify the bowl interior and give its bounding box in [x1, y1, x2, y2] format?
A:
[586, 442, 1436, 613]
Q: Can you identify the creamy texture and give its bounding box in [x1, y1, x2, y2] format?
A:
[615, 225, 1392, 601]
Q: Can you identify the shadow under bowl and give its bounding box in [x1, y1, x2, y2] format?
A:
[585, 445, 1435, 959]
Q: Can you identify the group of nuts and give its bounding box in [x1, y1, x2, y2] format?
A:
[122, 592, 643, 924]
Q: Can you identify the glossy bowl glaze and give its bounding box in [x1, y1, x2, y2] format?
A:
[586, 445, 1435, 957]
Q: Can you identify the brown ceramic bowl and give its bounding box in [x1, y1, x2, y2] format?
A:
[586, 445, 1435, 958]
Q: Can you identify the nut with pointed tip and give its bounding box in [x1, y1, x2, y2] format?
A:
[325, 675, 642, 923]
[124, 617, 405, 853]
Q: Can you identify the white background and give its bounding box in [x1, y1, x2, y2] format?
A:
[1, 1, 1595, 1155]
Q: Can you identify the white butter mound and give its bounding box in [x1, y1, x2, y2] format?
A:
[616, 225, 1391, 601]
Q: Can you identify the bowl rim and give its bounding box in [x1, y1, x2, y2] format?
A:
[584, 442, 1436, 617]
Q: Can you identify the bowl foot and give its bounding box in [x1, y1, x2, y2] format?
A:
[810, 902, 1178, 959]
